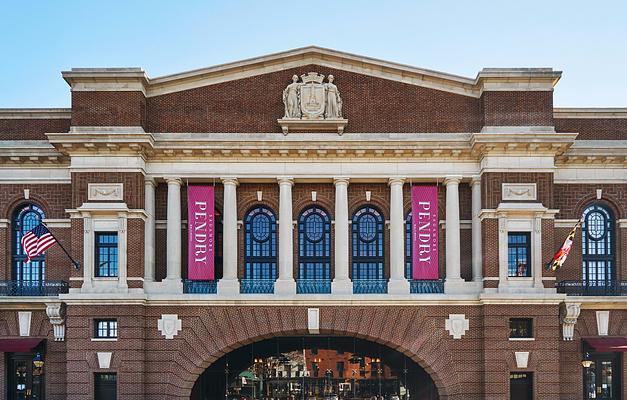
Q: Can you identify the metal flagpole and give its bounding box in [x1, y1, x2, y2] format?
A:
[38, 221, 81, 270]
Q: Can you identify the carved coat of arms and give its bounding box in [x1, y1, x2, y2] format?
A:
[282, 72, 343, 120]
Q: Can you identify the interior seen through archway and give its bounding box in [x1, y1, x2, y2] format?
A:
[191, 336, 438, 400]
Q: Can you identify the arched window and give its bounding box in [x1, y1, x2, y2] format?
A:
[298, 206, 331, 280]
[244, 206, 277, 280]
[351, 206, 384, 280]
[12, 204, 46, 286]
[405, 212, 412, 279]
[582, 203, 615, 286]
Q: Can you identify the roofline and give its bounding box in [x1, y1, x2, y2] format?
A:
[554, 108, 627, 119]
[0, 108, 71, 119]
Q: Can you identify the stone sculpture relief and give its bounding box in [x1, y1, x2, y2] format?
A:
[282, 72, 343, 119]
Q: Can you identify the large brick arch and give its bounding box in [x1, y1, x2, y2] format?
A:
[148, 306, 468, 400]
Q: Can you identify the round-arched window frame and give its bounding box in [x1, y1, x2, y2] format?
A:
[351, 206, 385, 280]
[581, 203, 615, 285]
[244, 206, 277, 280]
[12, 203, 46, 285]
[298, 206, 331, 280]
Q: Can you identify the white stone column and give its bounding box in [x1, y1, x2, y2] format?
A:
[275, 177, 296, 294]
[471, 176, 483, 283]
[144, 179, 156, 283]
[218, 177, 240, 295]
[388, 177, 410, 294]
[444, 176, 464, 292]
[164, 177, 183, 292]
[332, 177, 352, 294]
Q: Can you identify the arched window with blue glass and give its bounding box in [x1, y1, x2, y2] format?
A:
[244, 206, 277, 283]
[297, 206, 331, 293]
[582, 203, 615, 288]
[351, 206, 385, 284]
[12, 204, 46, 290]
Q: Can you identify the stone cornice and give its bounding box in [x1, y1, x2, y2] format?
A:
[0, 140, 67, 165]
[554, 108, 627, 119]
[555, 140, 627, 166]
[471, 131, 578, 157]
[0, 108, 71, 119]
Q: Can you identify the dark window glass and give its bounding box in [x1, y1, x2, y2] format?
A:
[298, 206, 331, 280]
[95, 373, 117, 400]
[582, 204, 614, 286]
[94, 319, 118, 338]
[351, 206, 384, 279]
[510, 372, 533, 400]
[509, 318, 533, 338]
[12, 204, 46, 285]
[508, 232, 531, 277]
[337, 361, 345, 378]
[95, 232, 118, 277]
[244, 206, 277, 280]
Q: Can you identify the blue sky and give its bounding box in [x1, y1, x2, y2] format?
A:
[1, 0, 626, 108]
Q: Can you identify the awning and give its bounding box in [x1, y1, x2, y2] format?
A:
[585, 337, 627, 352]
[0, 338, 43, 352]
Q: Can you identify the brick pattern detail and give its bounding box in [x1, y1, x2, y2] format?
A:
[71, 172, 145, 209]
[481, 219, 499, 282]
[481, 91, 553, 126]
[147, 65, 482, 133]
[553, 184, 626, 219]
[71, 91, 146, 128]
[0, 118, 70, 140]
[127, 219, 145, 278]
[481, 172, 553, 209]
[555, 117, 627, 140]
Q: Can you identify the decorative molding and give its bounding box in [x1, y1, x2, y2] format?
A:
[308, 308, 320, 334]
[561, 302, 581, 341]
[97, 352, 113, 369]
[514, 351, 530, 368]
[554, 108, 627, 119]
[278, 118, 348, 135]
[596, 311, 609, 336]
[88, 183, 123, 201]
[445, 314, 469, 339]
[0, 108, 71, 119]
[502, 183, 537, 201]
[18, 311, 32, 337]
[158, 314, 182, 339]
[45, 302, 66, 341]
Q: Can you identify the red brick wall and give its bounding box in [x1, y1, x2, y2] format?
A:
[147, 65, 482, 133]
[482, 173, 553, 209]
[555, 117, 627, 140]
[482, 219, 499, 283]
[0, 118, 70, 140]
[71, 91, 146, 128]
[481, 91, 553, 126]
[71, 172, 145, 209]
[553, 184, 625, 219]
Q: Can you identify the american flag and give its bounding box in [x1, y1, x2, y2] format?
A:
[20, 224, 57, 262]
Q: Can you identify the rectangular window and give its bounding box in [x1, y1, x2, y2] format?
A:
[508, 232, 531, 277]
[95, 373, 117, 400]
[337, 361, 344, 378]
[94, 319, 118, 339]
[509, 318, 533, 339]
[510, 372, 533, 400]
[95, 232, 118, 277]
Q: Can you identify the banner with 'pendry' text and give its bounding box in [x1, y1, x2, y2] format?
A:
[411, 186, 439, 280]
[187, 185, 215, 280]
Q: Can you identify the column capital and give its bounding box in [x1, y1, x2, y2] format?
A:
[333, 177, 350, 186]
[444, 175, 463, 186]
[388, 177, 405, 187]
[220, 177, 239, 186]
[470, 175, 482, 186]
[144, 177, 157, 188]
[165, 177, 183, 186]
[277, 176, 295, 186]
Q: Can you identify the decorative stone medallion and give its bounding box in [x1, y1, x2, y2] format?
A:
[88, 183, 123, 201]
[158, 314, 182, 339]
[445, 314, 469, 339]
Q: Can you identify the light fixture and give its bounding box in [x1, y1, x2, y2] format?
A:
[33, 352, 44, 369]
[581, 352, 593, 368]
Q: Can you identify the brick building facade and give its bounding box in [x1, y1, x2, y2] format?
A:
[0, 47, 625, 399]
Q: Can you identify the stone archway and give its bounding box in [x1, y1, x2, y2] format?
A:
[147, 306, 468, 399]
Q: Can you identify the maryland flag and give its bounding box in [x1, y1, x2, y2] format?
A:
[545, 220, 581, 271]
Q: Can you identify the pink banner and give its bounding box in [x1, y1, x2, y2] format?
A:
[187, 186, 215, 280]
[411, 186, 439, 280]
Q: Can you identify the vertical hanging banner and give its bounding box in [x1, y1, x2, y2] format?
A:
[411, 186, 439, 280]
[187, 185, 215, 280]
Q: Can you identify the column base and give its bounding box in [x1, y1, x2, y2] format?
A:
[388, 278, 410, 295]
[444, 279, 480, 294]
[162, 278, 183, 294]
[274, 279, 296, 295]
[331, 278, 353, 295]
[217, 278, 240, 295]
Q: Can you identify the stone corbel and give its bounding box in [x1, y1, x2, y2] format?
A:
[45, 302, 66, 341]
[560, 302, 581, 341]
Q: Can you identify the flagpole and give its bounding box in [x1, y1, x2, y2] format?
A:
[39, 221, 81, 270]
